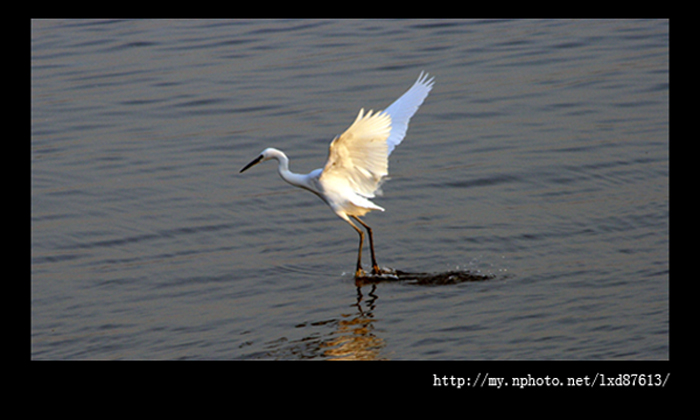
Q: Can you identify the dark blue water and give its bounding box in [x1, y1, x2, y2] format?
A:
[32, 19, 668, 359]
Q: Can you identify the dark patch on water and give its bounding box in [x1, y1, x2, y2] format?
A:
[355, 269, 494, 287]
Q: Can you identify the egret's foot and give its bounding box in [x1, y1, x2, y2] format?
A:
[356, 266, 397, 278]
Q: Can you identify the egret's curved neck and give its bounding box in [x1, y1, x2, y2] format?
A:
[268, 149, 307, 189]
[270, 149, 290, 176]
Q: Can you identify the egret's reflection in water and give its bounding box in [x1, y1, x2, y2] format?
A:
[259, 270, 493, 360]
[259, 284, 385, 360]
[321, 285, 384, 360]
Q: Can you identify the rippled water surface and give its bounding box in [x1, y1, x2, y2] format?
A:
[31, 19, 668, 359]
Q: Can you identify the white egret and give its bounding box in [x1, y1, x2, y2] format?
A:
[240, 72, 434, 277]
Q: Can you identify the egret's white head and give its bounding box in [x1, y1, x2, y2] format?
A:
[240, 148, 284, 173]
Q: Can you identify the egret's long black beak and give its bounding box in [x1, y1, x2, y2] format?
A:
[240, 155, 264, 173]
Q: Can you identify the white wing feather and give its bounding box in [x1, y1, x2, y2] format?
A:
[319, 72, 434, 208]
[320, 108, 391, 198]
[384, 71, 434, 155]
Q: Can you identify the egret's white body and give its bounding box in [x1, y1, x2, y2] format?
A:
[240, 72, 434, 277]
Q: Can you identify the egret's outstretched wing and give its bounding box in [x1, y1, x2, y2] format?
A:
[320, 108, 391, 198]
[383, 71, 434, 155]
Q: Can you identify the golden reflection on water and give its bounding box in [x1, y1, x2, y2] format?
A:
[261, 271, 493, 360]
[322, 285, 387, 360]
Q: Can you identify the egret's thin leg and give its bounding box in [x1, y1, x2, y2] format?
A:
[351, 216, 380, 274]
[349, 222, 365, 277]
